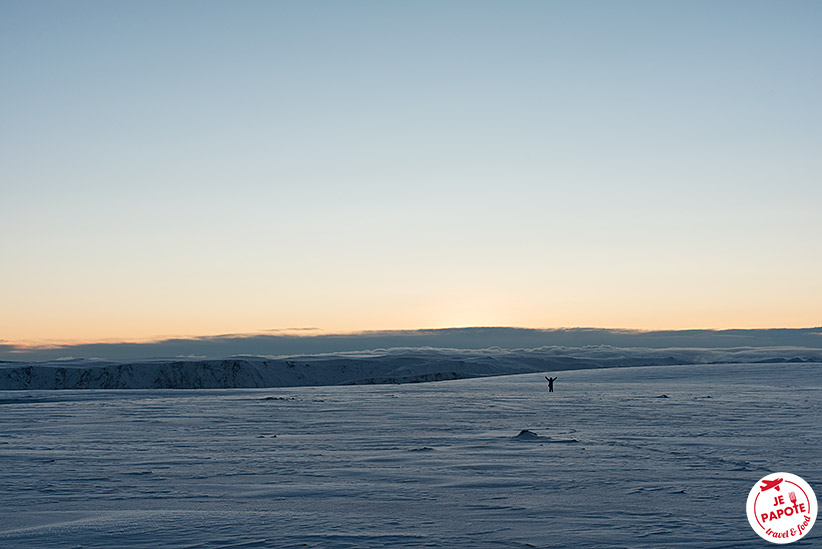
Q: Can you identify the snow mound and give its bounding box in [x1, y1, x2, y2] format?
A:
[513, 429, 541, 440]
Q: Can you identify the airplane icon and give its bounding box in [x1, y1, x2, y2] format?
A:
[760, 478, 784, 492]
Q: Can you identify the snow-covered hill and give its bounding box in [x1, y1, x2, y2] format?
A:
[2, 346, 821, 390]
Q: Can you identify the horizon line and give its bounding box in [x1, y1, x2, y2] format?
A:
[5, 324, 822, 352]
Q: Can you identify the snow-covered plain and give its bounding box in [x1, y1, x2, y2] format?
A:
[1, 361, 820, 548]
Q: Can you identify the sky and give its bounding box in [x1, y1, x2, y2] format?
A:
[2, 1, 821, 347]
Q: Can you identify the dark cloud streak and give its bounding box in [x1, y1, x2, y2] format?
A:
[3, 327, 822, 362]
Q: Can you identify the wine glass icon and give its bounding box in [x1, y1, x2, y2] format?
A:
[789, 491, 797, 506]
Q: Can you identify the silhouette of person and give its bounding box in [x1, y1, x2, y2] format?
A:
[545, 376, 557, 392]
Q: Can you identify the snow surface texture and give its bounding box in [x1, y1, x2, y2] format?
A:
[1, 362, 820, 547]
[2, 345, 821, 390]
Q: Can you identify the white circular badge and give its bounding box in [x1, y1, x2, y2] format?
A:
[747, 472, 817, 544]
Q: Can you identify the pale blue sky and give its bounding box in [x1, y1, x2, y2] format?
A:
[2, 1, 821, 343]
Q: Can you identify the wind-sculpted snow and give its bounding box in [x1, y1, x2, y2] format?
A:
[0, 362, 820, 547]
[1, 345, 821, 390]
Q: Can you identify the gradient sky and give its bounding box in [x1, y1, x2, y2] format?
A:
[2, 1, 821, 345]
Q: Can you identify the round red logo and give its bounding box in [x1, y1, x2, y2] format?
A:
[747, 472, 817, 544]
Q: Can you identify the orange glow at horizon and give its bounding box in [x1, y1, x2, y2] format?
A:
[4, 302, 820, 348]
[4, 243, 821, 347]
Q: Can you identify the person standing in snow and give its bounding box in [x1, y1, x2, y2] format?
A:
[545, 376, 557, 392]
